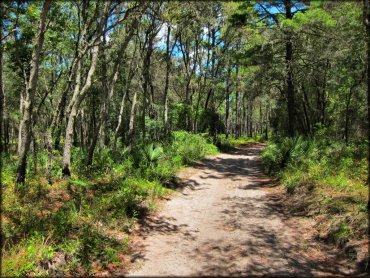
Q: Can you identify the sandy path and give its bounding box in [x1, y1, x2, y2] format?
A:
[125, 144, 358, 277]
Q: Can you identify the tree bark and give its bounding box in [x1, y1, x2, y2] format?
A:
[285, 0, 295, 137]
[301, 84, 311, 134]
[163, 25, 171, 134]
[141, 26, 156, 140]
[204, 28, 216, 111]
[235, 65, 240, 138]
[114, 88, 127, 149]
[114, 55, 138, 149]
[62, 45, 100, 177]
[99, 19, 138, 149]
[61, 1, 112, 177]
[15, 0, 51, 184]
[128, 89, 138, 146]
[225, 64, 231, 138]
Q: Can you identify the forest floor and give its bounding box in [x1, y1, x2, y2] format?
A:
[114, 144, 365, 277]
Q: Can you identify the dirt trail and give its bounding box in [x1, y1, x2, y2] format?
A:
[125, 144, 358, 276]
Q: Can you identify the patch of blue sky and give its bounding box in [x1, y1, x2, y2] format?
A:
[255, 1, 306, 16]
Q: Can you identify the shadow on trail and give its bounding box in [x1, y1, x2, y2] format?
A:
[188, 144, 356, 276]
[127, 144, 361, 276]
[171, 144, 277, 188]
[195, 194, 354, 276]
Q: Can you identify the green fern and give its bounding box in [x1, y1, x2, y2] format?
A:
[143, 143, 163, 163]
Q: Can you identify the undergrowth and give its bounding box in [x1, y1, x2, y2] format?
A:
[261, 135, 368, 249]
[1, 131, 219, 276]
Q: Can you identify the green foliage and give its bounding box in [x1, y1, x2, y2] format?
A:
[2, 130, 222, 276]
[331, 224, 353, 246]
[169, 131, 218, 164]
[51, 201, 80, 240]
[2, 232, 55, 277]
[77, 224, 125, 271]
[262, 135, 367, 245]
[142, 143, 164, 165]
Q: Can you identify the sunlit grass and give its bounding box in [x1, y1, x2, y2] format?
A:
[1, 131, 216, 275]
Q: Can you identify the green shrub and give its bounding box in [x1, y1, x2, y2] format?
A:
[170, 131, 218, 164]
[2, 232, 55, 276]
[51, 201, 79, 240]
[142, 143, 163, 165]
[262, 135, 367, 247]
[77, 224, 125, 271]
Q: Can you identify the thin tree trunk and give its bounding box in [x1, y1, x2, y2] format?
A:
[114, 55, 137, 149]
[242, 94, 247, 136]
[45, 131, 52, 184]
[16, 0, 51, 184]
[225, 64, 231, 138]
[128, 90, 138, 146]
[265, 99, 270, 139]
[98, 31, 109, 148]
[259, 99, 263, 135]
[62, 45, 100, 178]
[204, 28, 216, 111]
[235, 66, 240, 138]
[163, 25, 171, 134]
[114, 89, 127, 149]
[141, 31, 155, 140]
[99, 19, 138, 149]
[17, 87, 25, 154]
[285, 0, 295, 137]
[301, 84, 311, 134]
[248, 100, 253, 138]
[53, 86, 69, 150]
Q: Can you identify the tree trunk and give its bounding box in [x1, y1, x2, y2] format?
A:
[301, 84, 311, 134]
[242, 94, 247, 136]
[204, 28, 216, 112]
[98, 32, 110, 148]
[53, 36, 81, 151]
[225, 64, 231, 138]
[45, 131, 53, 184]
[163, 25, 171, 134]
[259, 99, 263, 135]
[344, 89, 354, 145]
[234, 65, 240, 138]
[114, 89, 127, 150]
[248, 99, 253, 138]
[62, 45, 100, 178]
[128, 90, 138, 146]
[285, 0, 295, 137]
[141, 30, 155, 140]
[16, 0, 51, 184]
[114, 55, 138, 149]
[99, 19, 138, 148]
[53, 85, 69, 150]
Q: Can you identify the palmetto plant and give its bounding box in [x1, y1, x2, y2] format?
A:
[143, 143, 163, 166]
